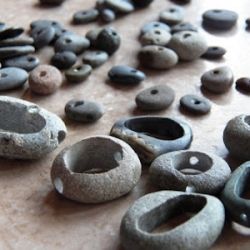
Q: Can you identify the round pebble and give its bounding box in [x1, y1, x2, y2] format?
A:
[51, 51, 77, 70]
[201, 46, 226, 59]
[138, 45, 178, 69]
[104, 0, 134, 13]
[171, 22, 198, 34]
[168, 31, 208, 61]
[65, 64, 92, 83]
[201, 66, 234, 94]
[100, 9, 116, 22]
[140, 21, 170, 36]
[73, 9, 99, 24]
[140, 28, 171, 46]
[65, 99, 104, 123]
[180, 94, 211, 115]
[29, 65, 62, 95]
[236, 77, 250, 92]
[82, 50, 109, 68]
[135, 85, 175, 111]
[159, 6, 184, 25]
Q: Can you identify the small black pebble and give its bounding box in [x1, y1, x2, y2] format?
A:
[236, 77, 250, 93]
[201, 46, 226, 59]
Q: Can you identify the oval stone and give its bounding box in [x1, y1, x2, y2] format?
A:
[104, 0, 135, 13]
[171, 22, 198, 34]
[140, 28, 171, 46]
[0, 45, 35, 60]
[236, 77, 250, 93]
[140, 21, 170, 36]
[82, 50, 109, 68]
[73, 9, 99, 24]
[159, 6, 184, 25]
[201, 46, 226, 60]
[86, 28, 102, 47]
[65, 64, 92, 83]
[100, 8, 116, 23]
[51, 51, 77, 70]
[0, 36, 34, 47]
[0, 27, 24, 40]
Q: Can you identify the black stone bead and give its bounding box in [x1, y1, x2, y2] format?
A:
[51, 51, 77, 69]
[236, 77, 250, 93]
[201, 46, 226, 60]
[73, 9, 99, 24]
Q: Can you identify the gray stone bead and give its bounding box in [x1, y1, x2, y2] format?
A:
[0, 45, 35, 60]
[140, 28, 171, 46]
[0, 36, 34, 47]
[140, 21, 170, 36]
[138, 45, 178, 69]
[171, 22, 198, 34]
[201, 46, 226, 60]
[65, 64, 92, 83]
[51, 135, 141, 203]
[65, 99, 104, 123]
[73, 9, 99, 24]
[104, 0, 135, 13]
[85, 28, 102, 47]
[168, 31, 207, 61]
[51, 51, 77, 70]
[120, 190, 225, 250]
[54, 33, 90, 55]
[150, 150, 231, 194]
[82, 50, 109, 68]
[100, 9, 116, 23]
[110, 116, 192, 164]
[201, 66, 234, 94]
[221, 161, 250, 227]
[132, 0, 154, 8]
[40, 0, 65, 5]
[223, 115, 250, 160]
[0, 96, 66, 159]
[135, 84, 175, 111]
[159, 6, 184, 25]
[0, 67, 28, 90]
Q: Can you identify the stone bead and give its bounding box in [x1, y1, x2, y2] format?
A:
[104, 0, 135, 13]
[51, 51, 77, 70]
[73, 9, 99, 24]
[159, 6, 184, 26]
[120, 191, 225, 250]
[223, 115, 250, 160]
[65, 64, 92, 83]
[236, 77, 250, 93]
[0, 96, 66, 159]
[180, 94, 211, 115]
[171, 22, 198, 34]
[0, 36, 34, 47]
[0, 27, 24, 40]
[132, 0, 154, 8]
[140, 21, 170, 36]
[51, 135, 141, 203]
[54, 33, 90, 54]
[95, 27, 121, 55]
[40, 0, 65, 5]
[221, 161, 250, 227]
[140, 28, 171, 46]
[0, 45, 35, 60]
[150, 150, 231, 194]
[2, 55, 40, 72]
[0, 67, 28, 90]
[201, 46, 226, 60]
[135, 85, 175, 111]
[168, 31, 207, 61]
[110, 116, 192, 164]
[82, 50, 109, 68]
[65, 99, 104, 123]
[202, 9, 238, 30]
[100, 9, 116, 23]
[138, 45, 178, 69]
[108, 65, 145, 84]
[86, 28, 102, 47]
[201, 66, 234, 94]
[29, 65, 62, 95]
[246, 18, 250, 30]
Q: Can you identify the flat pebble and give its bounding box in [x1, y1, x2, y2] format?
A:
[168, 31, 207, 61]
[65, 64, 92, 83]
[140, 28, 171, 46]
[170, 0, 191, 4]
[100, 9, 116, 23]
[159, 6, 184, 25]
[82, 50, 109, 68]
[135, 85, 175, 111]
[132, 0, 154, 7]
[201, 46, 226, 59]
[236, 77, 250, 92]
[140, 21, 170, 36]
[201, 66, 234, 94]
[29, 65, 62, 95]
[86, 28, 102, 47]
[0, 27, 24, 40]
[0, 36, 34, 47]
[171, 22, 198, 33]
[51, 51, 77, 70]
[104, 0, 134, 13]
[73, 9, 99, 24]
[0, 46, 35, 60]
[138, 45, 178, 69]
[180, 94, 211, 115]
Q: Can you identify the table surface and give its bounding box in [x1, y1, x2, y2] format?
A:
[0, 0, 250, 249]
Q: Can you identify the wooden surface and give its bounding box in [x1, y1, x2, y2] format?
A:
[1, 0, 250, 249]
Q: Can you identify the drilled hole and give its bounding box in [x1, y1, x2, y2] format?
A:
[154, 30, 161, 35]
[192, 99, 201, 105]
[154, 24, 160, 27]
[27, 57, 35, 62]
[131, 69, 137, 73]
[158, 47, 164, 51]
[74, 101, 84, 107]
[213, 70, 220, 74]
[213, 10, 222, 13]
[169, 8, 176, 13]
[40, 71, 47, 77]
[112, 32, 117, 36]
[212, 47, 218, 50]
[183, 33, 191, 39]
[189, 156, 199, 165]
[65, 38, 72, 44]
[82, 11, 87, 15]
[0, 72, 8, 78]
[151, 89, 158, 95]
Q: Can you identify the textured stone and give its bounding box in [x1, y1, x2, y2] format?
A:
[73, 9, 99, 24]
[120, 191, 225, 250]
[0, 96, 66, 159]
[140, 21, 170, 36]
[51, 135, 141, 203]
[51, 51, 77, 70]
[65, 64, 92, 83]
[0, 45, 35, 60]
[159, 6, 184, 25]
[82, 50, 109, 68]
[201, 46, 226, 59]
[140, 28, 171, 46]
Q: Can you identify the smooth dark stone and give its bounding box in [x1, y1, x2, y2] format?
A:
[141, 21, 170, 36]
[108, 65, 145, 84]
[110, 116, 193, 164]
[236, 77, 250, 93]
[132, 0, 154, 8]
[73, 9, 99, 24]
[100, 9, 116, 23]
[86, 28, 102, 47]
[65, 99, 104, 123]
[171, 22, 198, 34]
[95, 27, 121, 55]
[82, 50, 109, 68]
[0, 46, 35, 60]
[180, 94, 211, 115]
[54, 33, 90, 54]
[2, 55, 40, 72]
[104, 0, 135, 14]
[246, 18, 250, 30]
[65, 64, 92, 83]
[135, 85, 175, 111]
[201, 46, 226, 59]
[221, 161, 250, 227]
[202, 9, 238, 30]
[0, 67, 28, 90]
[51, 51, 77, 70]
[0, 36, 34, 47]
[0, 27, 24, 40]
[40, 0, 65, 5]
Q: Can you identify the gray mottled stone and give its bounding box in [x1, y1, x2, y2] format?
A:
[73, 9, 99, 24]
[51, 51, 77, 70]
[141, 21, 170, 36]
[140, 28, 171, 46]
[0, 36, 34, 47]
[104, 0, 135, 13]
[82, 50, 109, 68]
[159, 6, 184, 25]
[65, 64, 92, 83]
[171, 22, 198, 34]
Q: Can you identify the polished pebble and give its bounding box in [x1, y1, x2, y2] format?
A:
[171, 22, 198, 34]
[180, 94, 211, 115]
[132, 0, 154, 7]
[65, 99, 104, 123]
[202, 9, 238, 30]
[104, 0, 134, 13]
[82, 50, 109, 68]
[138, 45, 178, 69]
[73, 9, 99, 24]
[201, 66, 234, 94]
[51, 51, 77, 70]
[140, 28, 171, 46]
[95, 27, 121, 55]
[2, 55, 40, 72]
[168, 31, 207, 61]
[54, 33, 90, 54]
[170, 0, 191, 4]
[201, 46, 226, 59]
[159, 6, 184, 25]
[29, 65, 62, 95]
[40, 0, 65, 5]
[0, 36, 34, 47]
[108, 65, 145, 84]
[135, 85, 175, 111]
[0, 27, 24, 40]
[100, 9, 116, 23]
[236, 77, 250, 92]
[65, 64, 92, 83]
[0, 45, 35, 60]
[86, 28, 102, 47]
[140, 21, 170, 36]
[0, 67, 28, 90]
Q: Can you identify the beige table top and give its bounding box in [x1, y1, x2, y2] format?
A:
[0, 0, 250, 249]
